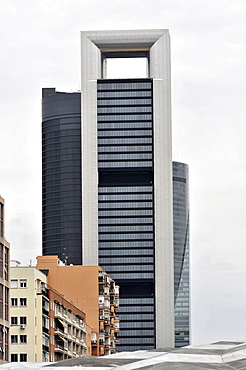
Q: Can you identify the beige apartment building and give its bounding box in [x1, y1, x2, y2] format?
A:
[37, 255, 120, 356]
[9, 265, 89, 362]
[0, 196, 10, 364]
[10, 266, 48, 362]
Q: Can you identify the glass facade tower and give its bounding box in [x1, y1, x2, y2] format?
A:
[42, 89, 82, 265]
[173, 162, 190, 347]
[97, 79, 155, 350]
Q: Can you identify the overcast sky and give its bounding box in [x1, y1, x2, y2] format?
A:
[1, 0, 246, 346]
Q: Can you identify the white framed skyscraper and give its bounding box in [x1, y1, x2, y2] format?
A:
[81, 30, 174, 349]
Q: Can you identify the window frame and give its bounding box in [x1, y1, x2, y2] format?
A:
[10, 280, 18, 289]
[20, 335, 27, 344]
[20, 316, 27, 325]
[20, 298, 27, 307]
[10, 317, 18, 326]
[19, 279, 27, 288]
[11, 354, 18, 362]
[11, 298, 18, 307]
[20, 353, 27, 362]
[11, 335, 18, 344]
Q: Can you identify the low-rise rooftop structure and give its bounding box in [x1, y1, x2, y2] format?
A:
[3, 340, 246, 369]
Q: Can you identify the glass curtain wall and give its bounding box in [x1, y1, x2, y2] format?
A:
[97, 79, 155, 351]
[173, 162, 190, 347]
[42, 90, 82, 265]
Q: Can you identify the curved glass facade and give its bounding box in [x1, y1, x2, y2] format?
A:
[42, 89, 82, 265]
[173, 162, 190, 347]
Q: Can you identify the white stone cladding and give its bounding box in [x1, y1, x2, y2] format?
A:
[80, 29, 174, 347]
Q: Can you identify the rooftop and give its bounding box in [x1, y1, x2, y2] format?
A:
[3, 340, 246, 369]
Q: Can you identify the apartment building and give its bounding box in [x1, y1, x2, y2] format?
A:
[48, 288, 88, 361]
[37, 255, 119, 356]
[0, 196, 10, 363]
[10, 266, 48, 362]
[10, 265, 89, 362]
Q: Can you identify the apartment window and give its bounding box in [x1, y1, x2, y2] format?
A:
[20, 353, 27, 362]
[5, 287, 9, 321]
[11, 298, 18, 307]
[11, 335, 18, 344]
[4, 247, 9, 280]
[11, 354, 18, 362]
[20, 317, 27, 325]
[19, 279, 27, 288]
[20, 298, 27, 306]
[20, 335, 27, 344]
[11, 317, 18, 325]
[10, 280, 18, 289]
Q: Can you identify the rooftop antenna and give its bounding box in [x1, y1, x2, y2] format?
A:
[10, 260, 21, 267]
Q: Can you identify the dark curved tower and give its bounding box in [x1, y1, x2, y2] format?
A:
[42, 88, 82, 265]
[173, 161, 190, 347]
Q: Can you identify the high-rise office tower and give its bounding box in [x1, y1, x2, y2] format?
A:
[42, 30, 189, 350]
[42, 90, 81, 264]
[83, 29, 173, 351]
[173, 162, 189, 347]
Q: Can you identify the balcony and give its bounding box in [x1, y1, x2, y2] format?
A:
[54, 344, 65, 353]
[54, 310, 67, 321]
[41, 288, 49, 299]
[98, 297, 104, 308]
[42, 326, 49, 334]
[42, 344, 49, 353]
[54, 327, 65, 336]
[98, 273, 104, 283]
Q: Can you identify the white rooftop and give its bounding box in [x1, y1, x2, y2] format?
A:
[3, 341, 246, 369]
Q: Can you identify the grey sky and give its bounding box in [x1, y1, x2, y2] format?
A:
[1, 0, 246, 346]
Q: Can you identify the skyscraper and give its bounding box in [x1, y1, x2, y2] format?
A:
[173, 162, 190, 347]
[42, 29, 189, 350]
[42, 90, 82, 264]
[82, 29, 173, 350]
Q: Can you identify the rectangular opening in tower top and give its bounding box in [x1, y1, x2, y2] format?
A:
[106, 58, 148, 79]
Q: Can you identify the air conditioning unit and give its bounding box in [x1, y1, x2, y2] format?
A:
[20, 324, 26, 329]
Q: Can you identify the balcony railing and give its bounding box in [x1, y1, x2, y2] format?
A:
[42, 326, 49, 334]
[54, 344, 64, 353]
